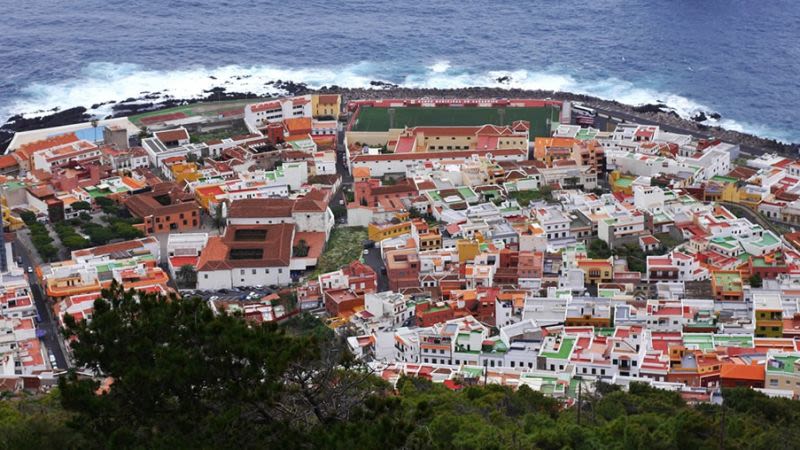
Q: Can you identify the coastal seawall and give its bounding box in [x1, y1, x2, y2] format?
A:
[2, 85, 796, 155]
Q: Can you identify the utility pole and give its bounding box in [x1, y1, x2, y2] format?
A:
[719, 402, 725, 450]
[577, 378, 582, 426]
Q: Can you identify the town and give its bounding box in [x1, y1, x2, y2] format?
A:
[1, 93, 800, 403]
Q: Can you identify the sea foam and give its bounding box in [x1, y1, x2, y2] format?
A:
[1, 61, 795, 143]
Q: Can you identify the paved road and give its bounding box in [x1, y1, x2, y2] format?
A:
[12, 240, 69, 370]
[362, 247, 389, 292]
[330, 125, 353, 225]
[593, 107, 768, 157]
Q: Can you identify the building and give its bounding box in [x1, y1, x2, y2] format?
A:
[710, 271, 744, 302]
[125, 182, 200, 234]
[385, 248, 421, 291]
[197, 224, 294, 289]
[765, 352, 800, 396]
[312, 94, 341, 119]
[226, 189, 334, 238]
[754, 292, 784, 338]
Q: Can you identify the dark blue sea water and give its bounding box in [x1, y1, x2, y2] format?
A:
[2, 0, 799, 142]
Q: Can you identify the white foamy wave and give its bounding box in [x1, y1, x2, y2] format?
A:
[1, 61, 381, 122]
[2, 61, 795, 143]
[428, 60, 451, 74]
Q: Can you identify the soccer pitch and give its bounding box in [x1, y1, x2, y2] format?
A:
[351, 106, 559, 137]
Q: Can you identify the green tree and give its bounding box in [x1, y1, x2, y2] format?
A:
[37, 243, 58, 260]
[212, 204, 225, 230]
[293, 239, 310, 257]
[176, 264, 197, 288]
[61, 235, 89, 251]
[0, 391, 86, 448]
[70, 201, 92, 211]
[59, 283, 382, 448]
[20, 210, 37, 225]
[588, 239, 612, 259]
[749, 273, 763, 288]
[331, 205, 346, 220]
[90, 118, 99, 143]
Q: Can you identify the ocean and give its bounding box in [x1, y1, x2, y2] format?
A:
[1, 0, 798, 142]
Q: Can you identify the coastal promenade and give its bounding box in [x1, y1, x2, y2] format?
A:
[592, 106, 767, 157]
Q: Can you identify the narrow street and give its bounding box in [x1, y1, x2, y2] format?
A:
[12, 239, 69, 369]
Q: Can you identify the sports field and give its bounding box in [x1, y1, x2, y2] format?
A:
[351, 105, 559, 137]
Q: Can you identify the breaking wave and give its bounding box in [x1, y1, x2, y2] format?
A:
[2, 61, 795, 143]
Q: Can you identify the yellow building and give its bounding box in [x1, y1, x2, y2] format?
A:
[754, 293, 783, 338]
[194, 184, 226, 211]
[170, 162, 202, 185]
[457, 239, 481, 263]
[312, 94, 341, 119]
[576, 258, 614, 284]
[418, 232, 442, 251]
[719, 180, 762, 207]
[609, 171, 636, 195]
[368, 221, 412, 242]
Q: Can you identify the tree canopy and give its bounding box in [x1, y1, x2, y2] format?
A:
[19, 283, 796, 449]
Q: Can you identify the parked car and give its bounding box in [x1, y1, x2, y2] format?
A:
[27, 266, 33, 274]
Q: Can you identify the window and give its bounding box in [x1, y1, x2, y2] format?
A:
[278, 268, 283, 274]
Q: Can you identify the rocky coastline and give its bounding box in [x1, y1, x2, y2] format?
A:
[2, 83, 797, 155]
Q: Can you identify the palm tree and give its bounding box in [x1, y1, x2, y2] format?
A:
[177, 265, 197, 288]
[91, 118, 99, 143]
[293, 239, 309, 257]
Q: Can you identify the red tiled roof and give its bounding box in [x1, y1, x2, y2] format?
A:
[0, 154, 19, 169]
[317, 94, 339, 105]
[251, 101, 282, 113]
[154, 128, 189, 143]
[198, 223, 294, 270]
[16, 133, 79, 159]
[228, 198, 295, 218]
[140, 112, 188, 125]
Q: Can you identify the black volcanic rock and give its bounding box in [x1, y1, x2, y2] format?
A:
[0, 106, 91, 152]
[272, 80, 309, 95]
[632, 103, 666, 114]
[369, 80, 398, 89]
[692, 112, 708, 122]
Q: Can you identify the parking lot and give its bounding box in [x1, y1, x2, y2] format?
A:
[180, 285, 277, 302]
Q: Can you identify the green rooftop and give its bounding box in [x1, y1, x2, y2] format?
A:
[575, 128, 598, 141]
[767, 356, 799, 374]
[539, 337, 576, 360]
[615, 178, 634, 188]
[683, 333, 714, 351]
[713, 335, 753, 348]
[459, 367, 483, 378]
[710, 175, 738, 184]
[457, 186, 476, 200]
[753, 232, 779, 248]
[713, 272, 742, 292]
[710, 236, 738, 250]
